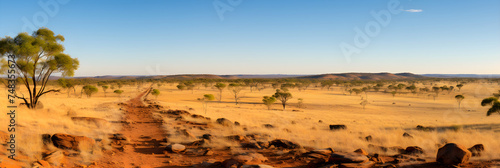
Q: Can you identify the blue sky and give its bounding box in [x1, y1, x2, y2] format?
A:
[1, 0, 499, 76]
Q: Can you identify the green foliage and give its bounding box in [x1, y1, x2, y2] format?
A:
[214, 82, 226, 102]
[203, 94, 215, 101]
[176, 83, 186, 90]
[114, 89, 124, 97]
[262, 96, 276, 110]
[151, 89, 160, 99]
[0, 28, 79, 108]
[481, 97, 500, 116]
[456, 84, 464, 91]
[82, 85, 98, 98]
[273, 89, 292, 110]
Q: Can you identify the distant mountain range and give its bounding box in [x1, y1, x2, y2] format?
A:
[421, 74, 500, 78]
[45, 73, 500, 80]
[72, 72, 425, 80]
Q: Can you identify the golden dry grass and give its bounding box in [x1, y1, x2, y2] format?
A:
[1, 81, 499, 164]
[154, 81, 500, 160]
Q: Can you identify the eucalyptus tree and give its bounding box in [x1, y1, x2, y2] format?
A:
[102, 85, 109, 97]
[57, 78, 76, 97]
[273, 89, 292, 110]
[0, 28, 79, 108]
[456, 83, 464, 92]
[228, 83, 243, 105]
[262, 96, 276, 110]
[198, 94, 215, 114]
[214, 82, 226, 102]
[151, 89, 160, 100]
[481, 97, 500, 116]
[82, 85, 98, 98]
[455, 94, 465, 109]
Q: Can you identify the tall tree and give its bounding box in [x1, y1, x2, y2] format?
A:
[262, 96, 276, 110]
[82, 85, 98, 98]
[228, 83, 243, 105]
[102, 85, 109, 97]
[273, 89, 292, 110]
[214, 82, 226, 102]
[455, 94, 465, 109]
[0, 28, 79, 108]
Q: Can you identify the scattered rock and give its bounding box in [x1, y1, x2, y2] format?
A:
[353, 149, 368, 156]
[234, 121, 241, 126]
[166, 144, 186, 153]
[43, 150, 65, 166]
[51, 133, 95, 151]
[364, 135, 372, 142]
[339, 161, 375, 168]
[241, 165, 274, 168]
[304, 148, 334, 158]
[222, 159, 240, 168]
[226, 135, 246, 142]
[241, 142, 263, 149]
[33, 160, 52, 168]
[307, 158, 326, 168]
[216, 118, 233, 127]
[402, 132, 413, 138]
[329, 125, 347, 130]
[436, 143, 471, 165]
[328, 152, 369, 163]
[203, 150, 214, 156]
[405, 146, 424, 155]
[263, 124, 274, 128]
[318, 120, 323, 123]
[416, 125, 435, 131]
[202, 134, 213, 140]
[468, 144, 484, 157]
[269, 139, 301, 149]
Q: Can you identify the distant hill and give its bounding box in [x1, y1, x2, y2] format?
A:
[421, 74, 500, 78]
[297, 72, 425, 80]
[63, 72, 424, 80]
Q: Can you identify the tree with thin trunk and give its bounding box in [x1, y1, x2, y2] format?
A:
[198, 94, 215, 114]
[360, 100, 368, 109]
[455, 94, 464, 109]
[481, 97, 500, 116]
[273, 89, 292, 110]
[228, 83, 243, 105]
[151, 89, 160, 100]
[456, 84, 464, 92]
[262, 96, 276, 110]
[82, 85, 98, 98]
[102, 85, 109, 97]
[0, 28, 79, 108]
[214, 82, 226, 102]
[57, 78, 76, 97]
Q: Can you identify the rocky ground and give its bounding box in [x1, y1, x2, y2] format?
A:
[1, 89, 499, 168]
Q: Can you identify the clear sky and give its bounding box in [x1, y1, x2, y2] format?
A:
[1, 0, 499, 76]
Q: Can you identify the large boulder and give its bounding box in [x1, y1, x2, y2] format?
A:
[166, 144, 186, 153]
[216, 118, 233, 127]
[51, 133, 95, 151]
[269, 139, 301, 149]
[436, 143, 471, 165]
[468, 144, 484, 157]
[405, 146, 424, 155]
